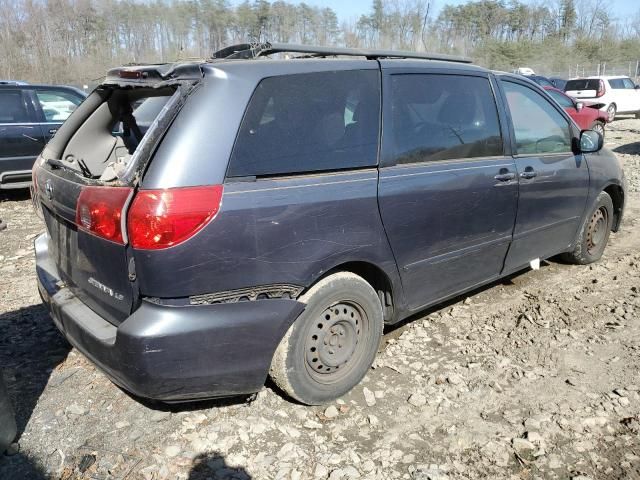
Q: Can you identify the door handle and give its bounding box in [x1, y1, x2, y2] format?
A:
[48, 128, 58, 135]
[494, 172, 516, 181]
[520, 167, 537, 179]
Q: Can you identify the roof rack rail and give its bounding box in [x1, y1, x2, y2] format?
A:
[211, 42, 472, 64]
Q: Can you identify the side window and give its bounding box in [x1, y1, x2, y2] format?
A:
[0, 90, 30, 123]
[35, 90, 83, 122]
[623, 78, 636, 89]
[502, 81, 572, 155]
[547, 90, 574, 109]
[228, 70, 380, 177]
[609, 79, 625, 89]
[390, 74, 503, 164]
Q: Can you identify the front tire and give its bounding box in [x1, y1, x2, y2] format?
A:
[270, 272, 383, 405]
[563, 191, 613, 265]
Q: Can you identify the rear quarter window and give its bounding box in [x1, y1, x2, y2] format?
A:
[227, 70, 380, 178]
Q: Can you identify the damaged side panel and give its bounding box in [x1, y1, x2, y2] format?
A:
[133, 169, 403, 310]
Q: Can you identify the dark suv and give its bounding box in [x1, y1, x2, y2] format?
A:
[33, 43, 626, 405]
[0, 82, 86, 189]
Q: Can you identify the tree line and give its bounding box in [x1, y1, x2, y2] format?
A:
[1, 0, 639, 84]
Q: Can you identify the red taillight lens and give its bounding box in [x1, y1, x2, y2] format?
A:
[76, 186, 132, 244]
[127, 185, 223, 250]
[596, 80, 605, 98]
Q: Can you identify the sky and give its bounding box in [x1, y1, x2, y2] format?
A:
[242, 0, 640, 23]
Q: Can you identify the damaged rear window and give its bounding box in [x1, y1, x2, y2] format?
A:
[56, 87, 178, 182]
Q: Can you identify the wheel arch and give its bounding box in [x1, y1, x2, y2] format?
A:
[311, 261, 399, 324]
[603, 183, 624, 232]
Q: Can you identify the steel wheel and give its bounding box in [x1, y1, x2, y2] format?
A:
[270, 272, 383, 405]
[586, 206, 608, 256]
[305, 301, 367, 383]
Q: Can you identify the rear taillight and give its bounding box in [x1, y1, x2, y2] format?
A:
[127, 185, 223, 250]
[76, 186, 133, 244]
[596, 80, 606, 98]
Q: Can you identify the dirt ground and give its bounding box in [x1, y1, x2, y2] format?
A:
[1, 118, 639, 480]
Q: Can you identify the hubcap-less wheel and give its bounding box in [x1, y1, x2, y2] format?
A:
[592, 123, 604, 137]
[607, 105, 616, 122]
[305, 302, 365, 382]
[586, 206, 608, 255]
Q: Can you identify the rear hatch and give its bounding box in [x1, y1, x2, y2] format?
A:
[33, 63, 201, 325]
[565, 79, 601, 99]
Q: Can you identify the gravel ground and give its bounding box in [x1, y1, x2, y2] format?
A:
[1, 118, 640, 480]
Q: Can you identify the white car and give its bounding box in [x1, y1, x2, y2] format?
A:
[564, 76, 640, 121]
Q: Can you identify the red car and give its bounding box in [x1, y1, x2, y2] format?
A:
[544, 86, 608, 137]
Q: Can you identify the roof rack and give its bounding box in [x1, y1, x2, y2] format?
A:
[211, 42, 472, 64]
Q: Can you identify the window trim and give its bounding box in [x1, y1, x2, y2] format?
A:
[225, 69, 382, 180]
[497, 77, 579, 158]
[380, 70, 507, 168]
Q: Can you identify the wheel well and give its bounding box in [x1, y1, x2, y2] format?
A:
[604, 184, 624, 231]
[323, 262, 395, 323]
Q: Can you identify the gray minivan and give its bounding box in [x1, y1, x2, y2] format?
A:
[33, 43, 626, 405]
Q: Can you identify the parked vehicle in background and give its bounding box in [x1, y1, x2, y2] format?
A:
[0, 83, 86, 189]
[550, 77, 567, 90]
[544, 86, 608, 137]
[564, 76, 640, 122]
[33, 43, 626, 406]
[521, 74, 555, 88]
[514, 67, 535, 76]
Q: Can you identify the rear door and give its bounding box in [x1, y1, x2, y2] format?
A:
[0, 88, 46, 187]
[32, 87, 85, 141]
[622, 78, 640, 111]
[607, 78, 631, 113]
[498, 78, 589, 272]
[33, 83, 180, 325]
[377, 69, 518, 311]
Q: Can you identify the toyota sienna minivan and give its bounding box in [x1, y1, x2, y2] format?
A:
[33, 43, 626, 405]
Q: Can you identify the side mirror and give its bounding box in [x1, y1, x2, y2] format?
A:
[635, 84, 640, 89]
[579, 129, 603, 153]
[576, 101, 584, 111]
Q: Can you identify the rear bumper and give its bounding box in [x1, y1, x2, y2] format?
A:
[35, 233, 305, 402]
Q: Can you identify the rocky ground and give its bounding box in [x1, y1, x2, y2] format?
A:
[1, 118, 639, 480]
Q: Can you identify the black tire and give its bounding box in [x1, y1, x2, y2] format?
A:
[607, 103, 616, 122]
[269, 272, 383, 405]
[562, 191, 614, 265]
[590, 120, 605, 139]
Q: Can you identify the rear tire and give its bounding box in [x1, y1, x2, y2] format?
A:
[607, 104, 617, 122]
[590, 120, 605, 138]
[562, 191, 613, 265]
[270, 272, 383, 405]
